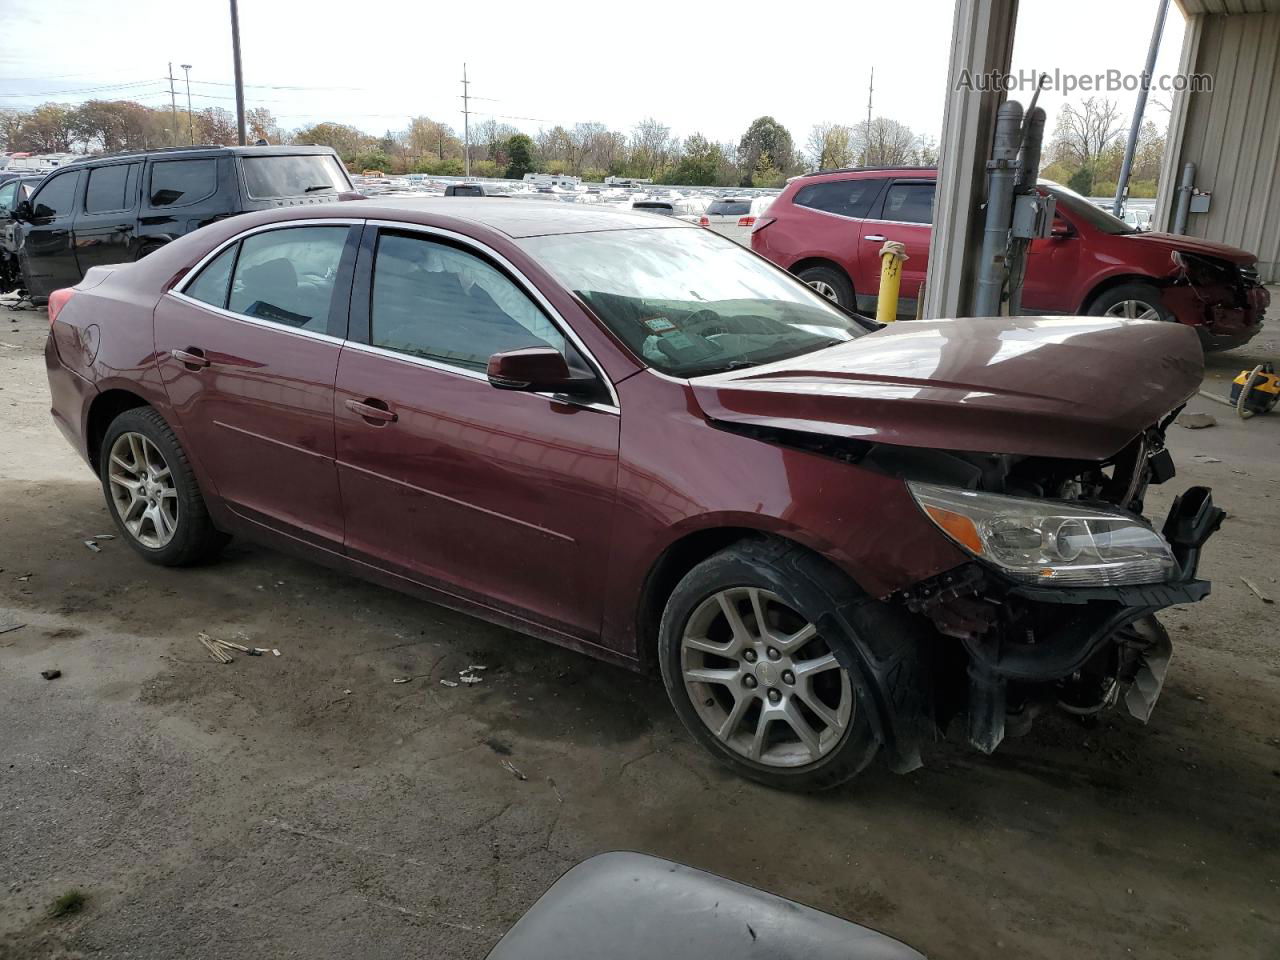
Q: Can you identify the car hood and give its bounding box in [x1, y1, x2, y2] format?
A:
[689, 315, 1203, 460]
[1128, 231, 1257, 266]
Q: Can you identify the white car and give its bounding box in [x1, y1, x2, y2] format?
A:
[698, 196, 775, 245]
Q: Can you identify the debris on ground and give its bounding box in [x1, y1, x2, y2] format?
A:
[198, 633, 234, 664]
[15, 574, 31, 582]
[82, 539, 101, 553]
[40, 669, 61, 680]
[547, 776, 563, 802]
[1176, 412, 1217, 429]
[458, 672, 484, 685]
[0, 621, 26, 636]
[439, 679, 459, 687]
[1241, 577, 1274, 604]
[93, 534, 116, 541]
[500, 759, 528, 781]
[1191, 455, 1222, 464]
[48, 889, 85, 918]
[484, 737, 513, 755]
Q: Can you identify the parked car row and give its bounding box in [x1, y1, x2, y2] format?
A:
[751, 165, 1268, 349]
[46, 198, 1222, 789]
[0, 144, 356, 302]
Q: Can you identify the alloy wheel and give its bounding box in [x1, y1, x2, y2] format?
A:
[680, 587, 853, 768]
[1104, 299, 1163, 321]
[107, 432, 179, 548]
[806, 280, 840, 302]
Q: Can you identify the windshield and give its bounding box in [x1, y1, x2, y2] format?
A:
[1041, 181, 1137, 235]
[520, 227, 870, 376]
[241, 154, 350, 199]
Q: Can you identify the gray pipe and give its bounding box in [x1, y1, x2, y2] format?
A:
[972, 100, 1023, 318]
[1114, 0, 1170, 217]
[1008, 106, 1046, 316]
[1173, 161, 1195, 235]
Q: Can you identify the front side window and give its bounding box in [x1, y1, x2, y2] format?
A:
[0, 181, 16, 213]
[520, 227, 868, 377]
[241, 154, 348, 199]
[879, 183, 934, 224]
[792, 178, 883, 219]
[85, 163, 138, 214]
[370, 232, 565, 371]
[149, 159, 217, 208]
[30, 172, 79, 219]
[226, 226, 348, 330]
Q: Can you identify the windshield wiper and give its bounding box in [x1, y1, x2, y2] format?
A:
[683, 359, 758, 377]
[304, 184, 335, 193]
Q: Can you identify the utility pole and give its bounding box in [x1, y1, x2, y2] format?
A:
[1113, 0, 1169, 217]
[167, 62, 179, 146]
[229, 0, 247, 145]
[461, 63, 471, 177]
[867, 66, 874, 131]
[180, 64, 194, 144]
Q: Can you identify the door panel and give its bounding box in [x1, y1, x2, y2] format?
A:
[19, 170, 82, 298]
[335, 228, 620, 637]
[860, 180, 934, 317]
[74, 163, 140, 271]
[154, 223, 359, 546]
[1020, 214, 1082, 312]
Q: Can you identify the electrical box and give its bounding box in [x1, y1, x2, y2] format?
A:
[1189, 192, 1211, 214]
[1012, 193, 1056, 239]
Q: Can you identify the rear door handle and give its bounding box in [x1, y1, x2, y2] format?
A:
[345, 397, 398, 424]
[864, 234, 887, 242]
[172, 347, 210, 369]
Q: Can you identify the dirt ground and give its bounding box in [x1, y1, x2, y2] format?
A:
[1, 297, 1277, 960]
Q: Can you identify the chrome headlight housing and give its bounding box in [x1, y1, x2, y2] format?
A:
[909, 482, 1178, 587]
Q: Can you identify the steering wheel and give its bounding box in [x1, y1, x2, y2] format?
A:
[683, 308, 727, 337]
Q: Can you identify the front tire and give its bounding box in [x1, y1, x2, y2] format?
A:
[658, 539, 880, 791]
[99, 406, 228, 566]
[1087, 282, 1174, 323]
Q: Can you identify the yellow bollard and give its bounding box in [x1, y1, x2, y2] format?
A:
[876, 241, 909, 324]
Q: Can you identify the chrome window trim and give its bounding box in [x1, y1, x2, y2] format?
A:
[365, 219, 620, 412]
[167, 289, 348, 345]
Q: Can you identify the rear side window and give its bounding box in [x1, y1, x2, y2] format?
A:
[240, 155, 348, 199]
[369, 232, 564, 371]
[880, 183, 935, 224]
[149, 159, 217, 208]
[707, 199, 751, 216]
[85, 163, 139, 214]
[185, 244, 238, 309]
[792, 178, 883, 219]
[30, 172, 79, 219]
[227, 226, 348, 331]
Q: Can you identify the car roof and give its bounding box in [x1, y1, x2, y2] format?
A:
[66, 144, 340, 166]
[800, 165, 937, 181]
[359, 197, 695, 238]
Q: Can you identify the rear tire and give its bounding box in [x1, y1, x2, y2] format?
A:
[99, 406, 228, 566]
[658, 539, 880, 791]
[796, 265, 854, 311]
[1087, 282, 1174, 323]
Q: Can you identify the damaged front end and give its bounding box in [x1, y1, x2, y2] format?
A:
[1163, 250, 1269, 350]
[889, 425, 1224, 756]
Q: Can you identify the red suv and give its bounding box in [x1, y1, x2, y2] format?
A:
[752, 166, 1268, 350]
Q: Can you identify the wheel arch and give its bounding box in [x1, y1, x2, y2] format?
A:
[1079, 273, 1163, 313]
[85, 389, 151, 472]
[788, 257, 855, 293]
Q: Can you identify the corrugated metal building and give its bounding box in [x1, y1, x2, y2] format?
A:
[1154, 0, 1280, 280]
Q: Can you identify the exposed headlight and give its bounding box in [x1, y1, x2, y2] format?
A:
[909, 482, 1178, 587]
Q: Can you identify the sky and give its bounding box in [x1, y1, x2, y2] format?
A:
[1, 0, 1187, 149]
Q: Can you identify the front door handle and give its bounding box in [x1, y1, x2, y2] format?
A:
[172, 347, 210, 369]
[345, 397, 398, 424]
[864, 234, 887, 242]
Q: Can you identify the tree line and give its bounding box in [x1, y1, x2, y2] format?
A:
[0, 95, 1160, 194]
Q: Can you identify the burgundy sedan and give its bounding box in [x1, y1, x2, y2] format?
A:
[45, 200, 1222, 789]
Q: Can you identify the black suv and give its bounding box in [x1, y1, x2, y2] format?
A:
[7, 144, 356, 302]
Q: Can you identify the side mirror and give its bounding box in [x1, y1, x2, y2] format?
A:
[1050, 220, 1074, 238]
[487, 347, 592, 395]
[12, 199, 32, 222]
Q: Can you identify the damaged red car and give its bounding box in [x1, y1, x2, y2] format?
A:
[45, 201, 1223, 790]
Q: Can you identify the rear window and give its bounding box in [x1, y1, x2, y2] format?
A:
[241, 154, 349, 199]
[707, 199, 751, 216]
[880, 183, 934, 224]
[792, 178, 884, 219]
[149, 159, 217, 208]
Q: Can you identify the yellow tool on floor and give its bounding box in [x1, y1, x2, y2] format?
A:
[1230, 363, 1280, 419]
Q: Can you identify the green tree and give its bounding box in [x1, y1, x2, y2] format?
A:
[669, 133, 723, 186]
[505, 133, 535, 180]
[737, 116, 795, 184]
[352, 151, 392, 172]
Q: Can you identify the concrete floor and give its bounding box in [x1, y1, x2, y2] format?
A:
[1, 299, 1277, 960]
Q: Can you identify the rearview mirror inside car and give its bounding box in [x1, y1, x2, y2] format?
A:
[486, 347, 594, 395]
